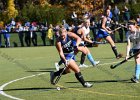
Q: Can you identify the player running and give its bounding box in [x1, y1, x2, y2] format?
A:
[75, 19, 100, 68]
[97, 9, 123, 59]
[125, 20, 140, 83]
[50, 27, 93, 87]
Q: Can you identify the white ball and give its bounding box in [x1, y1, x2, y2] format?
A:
[57, 87, 60, 91]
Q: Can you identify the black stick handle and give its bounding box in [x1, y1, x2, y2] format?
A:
[110, 51, 140, 69]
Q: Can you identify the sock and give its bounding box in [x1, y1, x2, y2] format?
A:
[135, 64, 140, 80]
[54, 68, 67, 76]
[58, 59, 64, 66]
[112, 46, 118, 57]
[80, 53, 86, 65]
[87, 53, 95, 65]
[75, 72, 85, 86]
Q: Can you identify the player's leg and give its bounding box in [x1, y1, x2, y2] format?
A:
[131, 50, 140, 83]
[55, 59, 64, 71]
[78, 46, 99, 67]
[85, 47, 100, 66]
[68, 59, 93, 87]
[79, 53, 88, 67]
[105, 36, 122, 59]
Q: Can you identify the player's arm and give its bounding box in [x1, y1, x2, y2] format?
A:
[102, 17, 112, 34]
[126, 36, 131, 59]
[78, 29, 93, 43]
[56, 40, 66, 62]
[67, 32, 81, 46]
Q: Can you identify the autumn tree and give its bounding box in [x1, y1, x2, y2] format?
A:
[66, 0, 103, 19]
[7, 0, 18, 20]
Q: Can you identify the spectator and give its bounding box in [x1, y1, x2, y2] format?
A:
[90, 21, 98, 41]
[2, 26, 10, 47]
[106, 5, 113, 19]
[62, 20, 69, 31]
[113, 5, 120, 23]
[30, 22, 38, 46]
[16, 22, 24, 47]
[24, 24, 31, 47]
[71, 11, 78, 25]
[136, 14, 140, 26]
[122, 6, 130, 22]
[40, 24, 47, 46]
[47, 24, 54, 46]
[11, 18, 16, 29]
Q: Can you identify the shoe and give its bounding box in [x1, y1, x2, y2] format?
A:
[116, 53, 123, 59]
[55, 62, 60, 71]
[79, 64, 88, 68]
[50, 71, 56, 85]
[93, 61, 100, 66]
[131, 76, 139, 83]
[83, 82, 93, 88]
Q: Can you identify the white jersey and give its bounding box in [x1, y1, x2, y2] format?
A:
[127, 29, 140, 49]
[82, 26, 90, 37]
[81, 26, 90, 44]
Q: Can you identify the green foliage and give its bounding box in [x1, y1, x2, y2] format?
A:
[46, 6, 66, 24]
[17, 3, 65, 24]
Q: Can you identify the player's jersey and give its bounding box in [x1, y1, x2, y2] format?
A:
[100, 17, 111, 31]
[82, 26, 90, 37]
[59, 34, 74, 54]
[127, 29, 140, 49]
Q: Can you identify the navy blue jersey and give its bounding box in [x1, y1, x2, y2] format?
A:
[58, 34, 74, 54]
[99, 17, 111, 29]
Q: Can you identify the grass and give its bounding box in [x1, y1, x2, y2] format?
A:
[0, 43, 140, 100]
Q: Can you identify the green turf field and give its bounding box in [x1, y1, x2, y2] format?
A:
[0, 43, 140, 100]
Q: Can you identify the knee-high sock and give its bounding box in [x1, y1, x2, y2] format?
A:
[75, 72, 85, 86]
[58, 59, 64, 66]
[87, 53, 95, 65]
[112, 46, 118, 57]
[54, 68, 67, 76]
[135, 64, 140, 79]
[80, 53, 86, 65]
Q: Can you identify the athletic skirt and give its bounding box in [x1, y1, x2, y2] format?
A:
[97, 29, 110, 39]
[64, 52, 75, 61]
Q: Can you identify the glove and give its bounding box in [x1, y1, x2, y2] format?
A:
[65, 60, 69, 66]
[74, 46, 78, 54]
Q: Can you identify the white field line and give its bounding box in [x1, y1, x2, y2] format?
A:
[0, 60, 134, 100]
[0, 73, 45, 100]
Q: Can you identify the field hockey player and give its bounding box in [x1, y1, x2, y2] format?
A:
[126, 20, 140, 83]
[50, 27, 93, 87]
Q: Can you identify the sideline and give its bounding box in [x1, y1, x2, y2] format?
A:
[0, 60, 135, 100]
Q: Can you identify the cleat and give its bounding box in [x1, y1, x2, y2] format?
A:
[131, 76, 139, 83]
[83, 82, 93, 88]
[50, 71, 56, 85]
[55, 62, 60, 71]
[116, 53, 123, 59]
[93, 61, 100, 66]
[79, 64, 88, 68]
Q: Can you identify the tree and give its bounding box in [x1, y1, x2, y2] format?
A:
[7, 0, 18, 20]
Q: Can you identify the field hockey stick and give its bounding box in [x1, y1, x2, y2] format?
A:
[110, 51, 140, 69]
[92, 40, 106, 44]
[54, 55, 74, 85]
[111, 27, 122, 32]
[54, 66, 67, 85]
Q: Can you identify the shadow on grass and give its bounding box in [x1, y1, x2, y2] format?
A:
[26, 70, 52, 72]
[26, 67, 56, 73]
[2, 87, 66, 91]
[66, 79, 131, 84]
